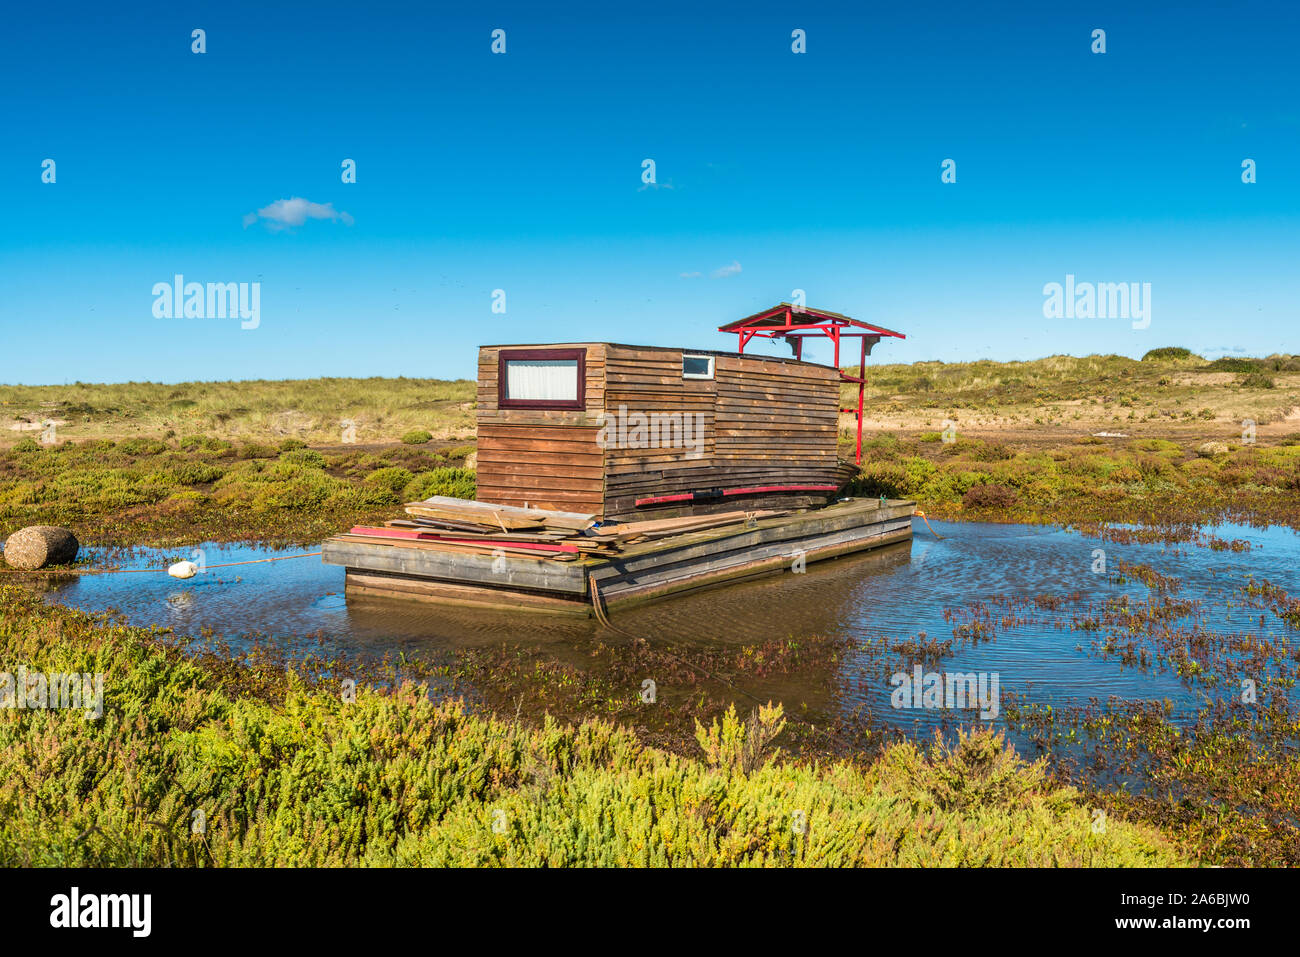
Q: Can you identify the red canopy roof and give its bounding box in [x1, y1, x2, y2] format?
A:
[718, 303, 905, 339]
[718, 303, 905, 466]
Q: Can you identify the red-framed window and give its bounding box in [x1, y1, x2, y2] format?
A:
[497, 348, 587, 410]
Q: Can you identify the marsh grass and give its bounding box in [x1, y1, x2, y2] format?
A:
[951, 577, 1300, 867]
[849, 430, 1300, 530]
[0, 436, 475, 547]
[0, 585, 1186, 867]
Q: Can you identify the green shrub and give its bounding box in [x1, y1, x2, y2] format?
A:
[694, 703, 786, 774]
[1133, 438, 1181, 453]
[237, 442, 276, 459]
[852, 462, 909, 499]
[1140, 347, 1193, 361]
[41, 467, 175, 510]
[1239, 372, 1276, 389]
[258, 471, 336, 509]
[116, 437, 170, 456]
[861, 434, 901, 455]
[442, 444, 477, 461]
[962, 483, 1018, 509]
[162, 490, 208, 510]
[885, 728, 1072, 814]
[404, 467, 475, 501]
[169, 462, 225, 485]
[278, 448, 326, 468]
[1205, 357, 1259, 373]
[401, 430, 433, 445]
[901, 456, 938, 492]
[945, 439, 1014, 462]
[178, 435, 233, 454]
[362, 467, 414, 502]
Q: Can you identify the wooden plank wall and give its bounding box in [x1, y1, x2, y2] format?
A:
[474, 343, 843, 520]
[601, 345, 841, 519]
[475, 344, 607, 513]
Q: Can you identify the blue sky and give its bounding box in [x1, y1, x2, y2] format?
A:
[3, 0, 1297, 384]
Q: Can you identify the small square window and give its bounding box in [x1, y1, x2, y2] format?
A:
[682, 354, 714, 379]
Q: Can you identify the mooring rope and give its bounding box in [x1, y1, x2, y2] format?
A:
[913, 509, 945, 540]
[0, 551, 322, 575]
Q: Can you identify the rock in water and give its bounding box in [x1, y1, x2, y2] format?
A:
[2, 525, 79, 570]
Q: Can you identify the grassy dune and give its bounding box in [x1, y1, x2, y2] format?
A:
[0, 377, 476, 448]
[5, 350, 1296, 452]
[844, 350, 1300, 436]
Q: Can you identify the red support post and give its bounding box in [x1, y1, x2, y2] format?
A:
[856, 335, 867, 464]
[717, 305, 905, 468]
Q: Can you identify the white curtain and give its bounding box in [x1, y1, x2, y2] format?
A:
[505, 359, 578, 401]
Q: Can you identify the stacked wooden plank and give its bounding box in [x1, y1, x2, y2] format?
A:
[322, 496, 916, 615]
[333, 497, 606, 562]
[328, 496, 790, 565]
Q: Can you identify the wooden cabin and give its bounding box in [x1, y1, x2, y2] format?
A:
[475, 342, 854, 520]
[323, 306, 913, 614]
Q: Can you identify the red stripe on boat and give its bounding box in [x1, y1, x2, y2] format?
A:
[633, 484, 838, 507]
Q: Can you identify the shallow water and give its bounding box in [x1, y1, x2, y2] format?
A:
[41, 518, 1300, 746]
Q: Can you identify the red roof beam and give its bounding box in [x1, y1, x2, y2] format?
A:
[718, 304, 905, 340]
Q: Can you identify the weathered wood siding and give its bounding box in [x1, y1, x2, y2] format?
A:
[600, 345, 841, 518]
[475, 343, 843, 520]
[475, 344, 607, 513]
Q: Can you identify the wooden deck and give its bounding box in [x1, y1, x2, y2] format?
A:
[322, 497, 915, 617]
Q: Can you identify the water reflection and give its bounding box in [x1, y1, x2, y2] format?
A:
[44, 518, 1300, 742]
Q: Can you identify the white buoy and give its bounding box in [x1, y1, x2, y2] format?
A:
[167, 560, 199, 579]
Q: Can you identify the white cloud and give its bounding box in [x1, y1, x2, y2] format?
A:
[711, 260, 742, 279]
[243, 197, 354, 231]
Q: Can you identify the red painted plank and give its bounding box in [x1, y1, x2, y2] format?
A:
[347, 527, 579, 553]
[633, 485, 838, 507]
